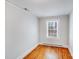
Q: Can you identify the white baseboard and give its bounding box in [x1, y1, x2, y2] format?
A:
[68, 47, 73, 57]
[39, 42, 68, 48]
[17, 43, 39, 59]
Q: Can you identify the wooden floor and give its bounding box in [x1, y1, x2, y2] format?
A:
[23, 45, 72, 59]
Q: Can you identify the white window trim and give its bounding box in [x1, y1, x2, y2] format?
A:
[47, 20, 58, 38]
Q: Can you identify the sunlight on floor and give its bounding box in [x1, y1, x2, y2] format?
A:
[45, 50, 58, 59]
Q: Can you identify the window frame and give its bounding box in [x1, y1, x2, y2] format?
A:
[47, 20, 58, 38]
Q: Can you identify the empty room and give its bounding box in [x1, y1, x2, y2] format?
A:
[5, 0, 73, 59]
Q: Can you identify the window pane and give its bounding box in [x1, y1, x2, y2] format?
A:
[47, 21, 58, 37]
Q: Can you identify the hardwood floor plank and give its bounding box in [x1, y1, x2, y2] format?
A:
[23, 45, 72, 59]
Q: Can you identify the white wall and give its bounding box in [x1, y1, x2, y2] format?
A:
[39, 15, 69, 47]
[69, 12, 73, 55]
[5, 1, 39, 59]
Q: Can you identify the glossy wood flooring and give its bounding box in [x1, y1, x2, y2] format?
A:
[23, 45, 72, 59]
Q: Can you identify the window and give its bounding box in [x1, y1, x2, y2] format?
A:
[47, 21, 58, 38]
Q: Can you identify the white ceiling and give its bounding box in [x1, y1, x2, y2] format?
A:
[6, 0, 73, 17]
